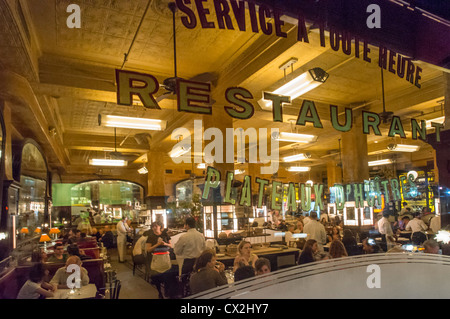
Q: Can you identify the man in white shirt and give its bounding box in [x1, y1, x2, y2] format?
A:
[429, 215, 441, 234]
[116, 216, 130, 263]
[303, 213, 312, 226]
[378, 210, 396, 251]
[406, 212, 428, 245]
[303, 212, 327, 252]
[174, 217, 206, 275]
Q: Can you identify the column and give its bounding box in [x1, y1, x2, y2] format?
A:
[202, 110, 235, 203]
[341, 111, 370, 184]
[426, 72, 450, 228]
[146, 151, 167, 209]
[327, 159, 343, 186]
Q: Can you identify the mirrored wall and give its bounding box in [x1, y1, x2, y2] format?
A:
[16, 142, 48, 245]
[52, 180, 144, 226]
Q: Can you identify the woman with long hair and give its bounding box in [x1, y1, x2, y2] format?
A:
[189, 249, 227, 295]
[297, 239, 318, 265]
[327, 226, 341, 242]
[17, 263, 55, 299]
[233, 240, 258, 272]
[328, 239, 348, 259]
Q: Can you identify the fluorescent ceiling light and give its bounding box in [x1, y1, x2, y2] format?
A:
[138, 166, 148, 174]
[368, 149, 390, 156]
[426, 116, 445, 128]
[387, 144, 420, 152]
[89, 159, 127, 166]
[169, 145, 191, 158]
[258, 67, 329, 110]
[287, 166, 311, 172]
[368, 159, 392, 166]
[272, 131, 317, 143]
[282, 153, 311, 162]
[98, 114, 166, 131]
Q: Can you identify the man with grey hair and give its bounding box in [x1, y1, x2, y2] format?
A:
[303, 211, 327, 252]
[423, 239, 440, 254]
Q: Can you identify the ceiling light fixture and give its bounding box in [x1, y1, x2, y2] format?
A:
[138, 161, 148, 174]
[287, 166, 311, 172]
[98, 114, 166, 131]
[387, 144, 420, 152]
[258, 67, 329, 110]
[89, 159, 127, 166]
[282, 153, 311, 162]
[272, 131, 318, 143]
[169, 145, 191, 158]
[368, 159, 392, 166]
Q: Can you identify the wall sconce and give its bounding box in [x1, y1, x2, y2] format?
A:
[48, 126, 57, 136]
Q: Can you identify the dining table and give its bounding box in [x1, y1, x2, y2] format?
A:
[48, 284, 98, 299]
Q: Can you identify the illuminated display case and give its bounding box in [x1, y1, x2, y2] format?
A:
[343, 202, 358, 226]
[112, 207, 122, 219]
[251, 206, 268, 224]
[327, 203, 343, 217]
[203, 205, 236, 239]
[359, 204, 374, 226]
[343, 201, 374, 226]
[203, 205, 267, 239]
[152, 209, 168, 229]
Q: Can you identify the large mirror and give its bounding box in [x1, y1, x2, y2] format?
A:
[54, 180, 145, 228]
[16, 142, 48, 245]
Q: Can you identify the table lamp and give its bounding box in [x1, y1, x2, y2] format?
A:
[40, 233, 51, 253]
[34, 227, 42, 234]
[49, 227, 61, 240]
[20, 227, 29, 239]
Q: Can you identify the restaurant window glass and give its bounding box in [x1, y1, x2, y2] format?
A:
[16, 143, 48, 245]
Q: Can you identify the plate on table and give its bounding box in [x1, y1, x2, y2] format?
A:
[217, 253, 225, 257]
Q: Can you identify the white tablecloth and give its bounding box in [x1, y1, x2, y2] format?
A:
[49, 284, 97, 299]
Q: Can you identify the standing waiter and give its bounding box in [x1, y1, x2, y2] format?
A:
[377, 209, 396, 251]
[117, 216, 130, 263]
[174, 217, 206, 275]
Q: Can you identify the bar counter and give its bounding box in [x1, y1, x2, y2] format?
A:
[216, 247, 300, 271]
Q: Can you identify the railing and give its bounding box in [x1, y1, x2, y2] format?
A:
[0, 256, 12, 276]
[187, 253, 450, 299]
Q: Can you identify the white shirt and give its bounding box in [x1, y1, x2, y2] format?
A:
[406, 218, 428, 233]
[378, 217, 396, 249]
[174, 228, 206, 259]
[429, 216, 441, 233]
[116, 220, 128, 237]
[303, 217, 312, 225]
[378, 217, 394, 236]
[303, 219, 327, 251]
[17, 280, 41, 299]
[133, 235, 148, 256]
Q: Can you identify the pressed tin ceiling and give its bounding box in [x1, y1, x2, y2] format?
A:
[7, 0, 445, 174]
